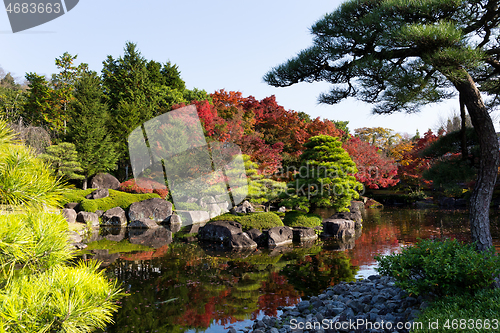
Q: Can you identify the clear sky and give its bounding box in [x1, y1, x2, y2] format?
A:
[1, 0, 490, 136]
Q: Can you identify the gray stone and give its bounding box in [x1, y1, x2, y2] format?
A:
[90, 173, 120, 190]
[198, 220, 243, 241]
[292, 227, 318, 242]
[102, 207, 127, 226]
[322, 219, 355, 239]
[85, 188, 109, 200]
[62, 208, 77, 223]
[267, 226, 293, 247]
[278, 206, 287, 213]
[234, 200, 255, 214]
[128, 198, 173, 223]
[95, 210, 104, 217]
[169, 213, 182, 224]
[67, 230, 82, 243]
[64, 202, 80, 210]
[128, 218, 159, 229]
[129, 227, 172, 248]
[329, 202, 363, 229]
[76, 211, 99, 227]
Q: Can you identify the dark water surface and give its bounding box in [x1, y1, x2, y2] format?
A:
[93, 208, 500, 333]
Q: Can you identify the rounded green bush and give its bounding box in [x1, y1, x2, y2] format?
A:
[375, 238, 500, 296]
[283, 211, 322, 228]
[61, 189, 160, 212]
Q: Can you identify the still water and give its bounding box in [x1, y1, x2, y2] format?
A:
[93, 208, 500, 333]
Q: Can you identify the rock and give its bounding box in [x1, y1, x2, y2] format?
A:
[365, 198, 383, 209]
[234, 200, 255, 214]
[76, 211, 99, 227]
[129, 227, 172, 248]
[323, 219, 355, 239]
[278, 206, 287, 213]
[62, 208, 77, 223]
[72, 242, 87, 250]
[198, 221, 243, 242]
[64, 202, 80, 210]
[90, 173, 120, 190]
[329, 202, 363, 229]
[200, 196, 225, 218]
[85, 188, 109, 200]
[246, 228, 263, 240]
[169, 213, 182, 224]
[104, 227, 126, 242]
[101, 207, 127, 226]
[176, 210, 210, 225]
[128, 198, 173, 223]
[67, 230, 82, 243]
[128, 218, 159, 229]
[292, 227, 318, 242]
[95, 210, 104, 217]
[228, 232, 258, 250]
[267, 226, 293, 247]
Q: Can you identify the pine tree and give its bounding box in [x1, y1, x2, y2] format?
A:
[67, 71, 118, 189]
[39, 142, 85, 182]
[283, 135, 363, 212]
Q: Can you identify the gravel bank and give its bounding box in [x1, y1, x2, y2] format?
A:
[230, 275, 428, 333]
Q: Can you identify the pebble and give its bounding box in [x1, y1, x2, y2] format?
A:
[229, 275, 425, 333]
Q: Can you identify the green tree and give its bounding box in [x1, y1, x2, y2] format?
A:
[264, 0, 500, 251]
[39, 142, 85, 182]
[67, 71, 118, 189]
[283, 135, 363, 212]
[24, 72, 54, 129]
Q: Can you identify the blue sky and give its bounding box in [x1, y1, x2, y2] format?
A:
[1, 0, 484, 136]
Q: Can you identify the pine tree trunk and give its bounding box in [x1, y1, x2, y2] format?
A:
[82, 177, 88, 190]
[453, 72, 499, 251]
[459, 93, 468, 160]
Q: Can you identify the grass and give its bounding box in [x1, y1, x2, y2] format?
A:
[282, 211, 322, 228]
[210, 212, 283, 231]
[413, 288, 500, 332]
[60, 189, 160, 212]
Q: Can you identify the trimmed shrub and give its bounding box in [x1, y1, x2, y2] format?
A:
[283, 211, 322, 228]
[376, 238, 500, 296]
[119, 178, 169, 199]
[210, 212, 283, 231]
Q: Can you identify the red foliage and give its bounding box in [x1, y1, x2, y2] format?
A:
[398, 129, 442, 188]
[240, 134, 284, 174]
[343, 137, 399, 189]
[119, 178, 169, 199]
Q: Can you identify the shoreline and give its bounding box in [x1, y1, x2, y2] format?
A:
[240, 275, 427, 333]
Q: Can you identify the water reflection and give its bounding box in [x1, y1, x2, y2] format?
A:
[91, 207, 500, 332]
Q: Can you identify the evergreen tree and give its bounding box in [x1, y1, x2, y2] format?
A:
[67, 71, 118, 189]
[39, 142, 85, 182]
[283, 135, 363, 212]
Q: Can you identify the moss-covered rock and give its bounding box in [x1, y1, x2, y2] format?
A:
[61, 189, 160, 212]
[210, 212, 283, 231]
[282, 211, 322, 228]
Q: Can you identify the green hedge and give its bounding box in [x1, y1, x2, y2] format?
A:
[282, 211, 322, 228]
[61, 189, 160, 212]
[210, 212, 283, 231]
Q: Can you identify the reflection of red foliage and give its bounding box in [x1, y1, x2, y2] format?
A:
[256, 272, 300, 317]
[349, 224, 400, 267]
[120, 244, 170, 261]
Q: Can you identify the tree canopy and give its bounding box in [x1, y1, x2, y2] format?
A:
[264, 0, 500, 251]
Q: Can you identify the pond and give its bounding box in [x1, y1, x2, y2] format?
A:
[91, 207, 500, 333]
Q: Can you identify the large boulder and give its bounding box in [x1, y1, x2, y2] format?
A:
[267, 226, 293, 247]
[76, 211, 99, 227]
[64, 202, 80, 211]
[101, 207, 127, 226]
[323, 219, 356, 239]
[90, 173, 120, 190]
[129, 227, 172, 248]
[200, 196, 223, 219]
[62, 208, 77, 223]
[85, 188, 109, 200]
[128, 198, 173, 223]
[128, 218, 159, 229]
[292, 227, 318, 242]
[246, 228, 267, 246]
[198, 221, 243, 242]
[228, 232, 257, 250]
